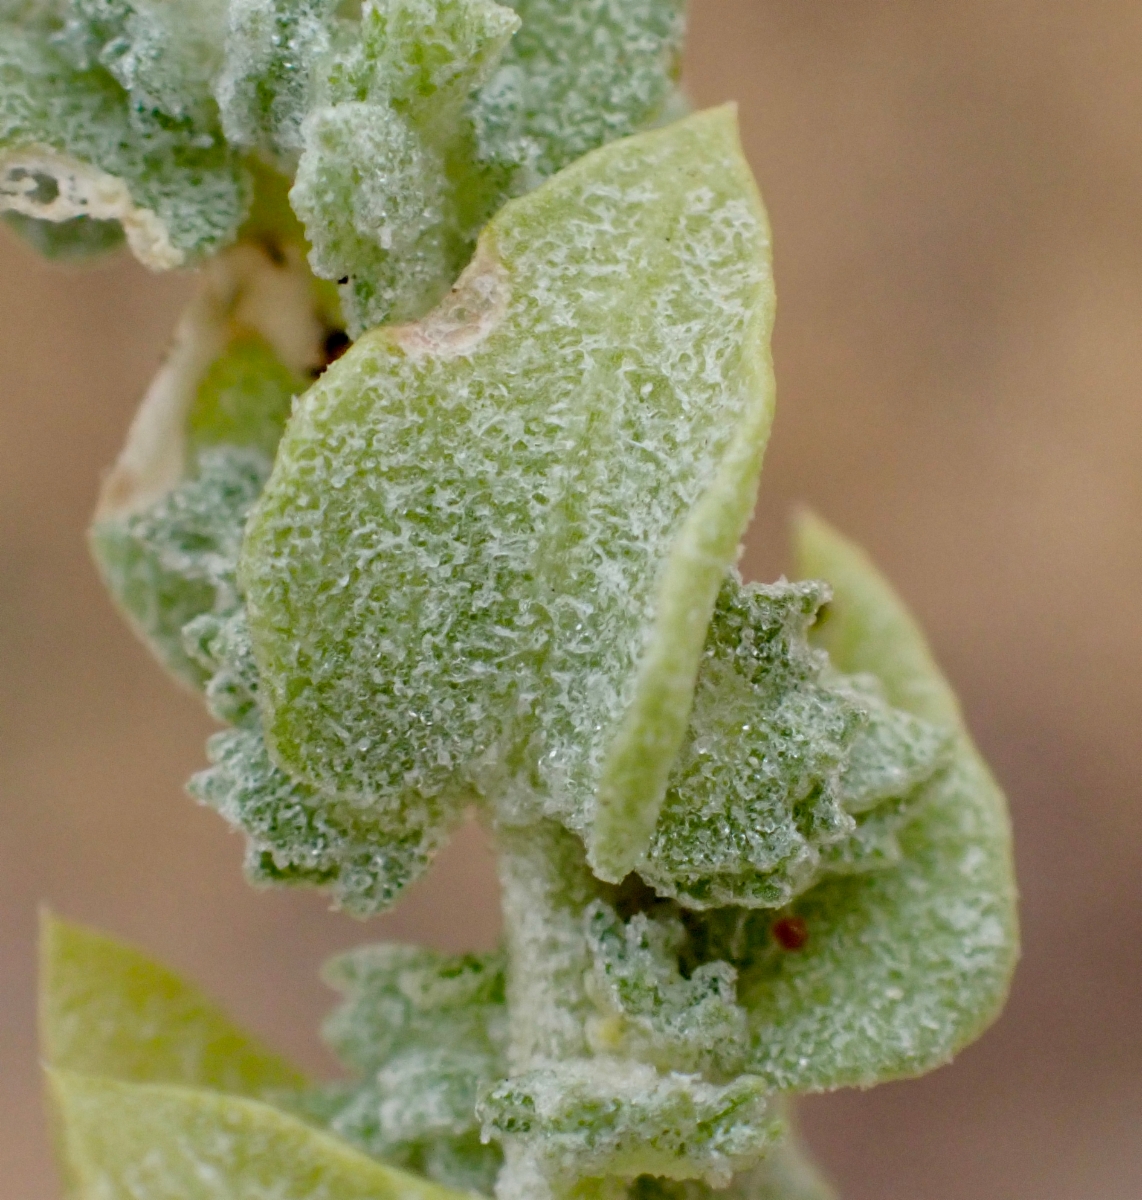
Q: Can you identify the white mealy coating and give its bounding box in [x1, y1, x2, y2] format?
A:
[497, 822, 601, 1069]
[635, 575, 949, 910]
[472, 0, 686, 188]
[242, 108, 775, 887]
[292, 99, 456, 332]
[216, 0, 341, 157]
[89, 241, 328, 685]
[291, 944, 508, 1191]
[488, 823, 776, 1200]
[0, 26, 247, 261]
[287, 0, 520, 333]
[479, 1058, 778, 1197]
[11, 0, 1018, 1188]
[92, 448, 269, 687]
[54, 0, 229, 127]
[190, 720, 460, 913]
[284, 0, 684, 332]
[583, 900, 749, 1078]
[731, 514, 1019, 1093]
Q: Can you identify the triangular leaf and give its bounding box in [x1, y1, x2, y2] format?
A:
[40, 912, 304, 1094]
[49, 1070, 470, 1200]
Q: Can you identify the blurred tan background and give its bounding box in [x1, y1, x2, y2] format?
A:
[3, 0, 1141, 1195]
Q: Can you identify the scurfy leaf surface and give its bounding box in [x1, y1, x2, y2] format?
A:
[730, 514, 1018, 1091]
[243, 106, 776, 888]
[471, 0, 686, 187]
[53, 0, 229, 127]
[0, 26, 247, 265]
[290, 0, 520, 333]
[91, 447, 268, 686]
[285, 0, 685, 333]
[628, 1117, 835, 1200]
[90, 236, 331, 685]
[191, 721, 457, 912]
[638, 574, 949, 910]
[292, 944, 508, 1191]
[583, 899, 748, 1078]
[479, 1061, 778, 1194]
[11, 0, 1021, 1180]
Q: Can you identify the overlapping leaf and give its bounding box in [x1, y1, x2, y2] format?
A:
[89, 233, 333, 684]
[637, 574, 950, 910]
[479, 1061, 778, 1197]
[243, 106, 776, 892]
[724, 514, 1019, 1091]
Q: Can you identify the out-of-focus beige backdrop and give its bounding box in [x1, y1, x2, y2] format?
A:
[3, 1, 1141, 1195]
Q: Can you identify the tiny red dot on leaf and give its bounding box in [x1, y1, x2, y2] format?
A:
[772, 914, 808, 951]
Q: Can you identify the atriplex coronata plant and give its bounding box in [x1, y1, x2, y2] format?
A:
[3, 0, 1018, 1196]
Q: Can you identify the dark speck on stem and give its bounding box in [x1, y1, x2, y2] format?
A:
[772, 914, 809, 951]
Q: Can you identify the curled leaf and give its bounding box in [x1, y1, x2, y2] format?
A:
[472, 0, 686, 188]
[293, 944, 508, 1192]
[636, 574, 950, 909]
[729, 513, 1019, 1091]
[90, 237, 329, 684]
[479, 1061, 779, 1199]
[54, 0, 229, 127]
[583, 900, 748, 1078]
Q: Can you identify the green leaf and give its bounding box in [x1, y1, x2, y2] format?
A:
[583, 899, 748, 1078]
[292, 944, 506, 1190]
[243, 106, 776, 894]
[290, 0, 520, 333]
[285, 0, 686, 334]
[186, 332, 304, 464]
[291, 97, 460, 332]
[472, 0, 686, 185]
[0, 26, 247, 265]
[635, 574, 949, 910]
[216, 0, 345, 158]
[89, 231, 331, 687]
[731, 513, 1019, 1091]
[40, 912, 304, 1093]
[90, 447, 269, 687]
[321, 943, 506, 1074]
[479, 1062, 779, 1193]
[48, 1070, 472, 1200]
[189, 722, 458, 912]
[627, 1117, 835, 1200]
[326, 0, 520, 119]
[54, 0, 229, 127]
[794, 511, 961, 727]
